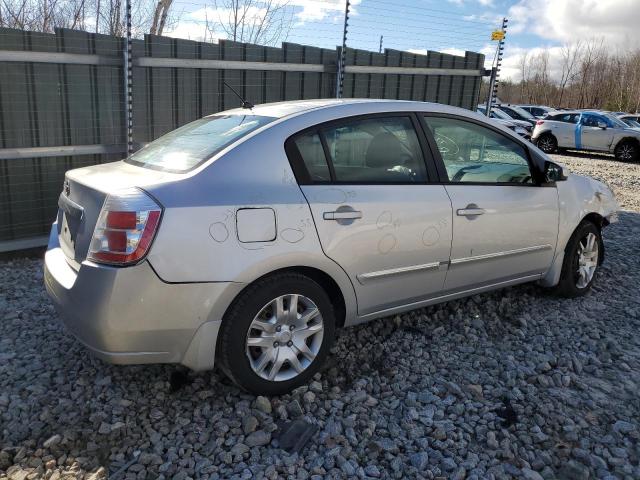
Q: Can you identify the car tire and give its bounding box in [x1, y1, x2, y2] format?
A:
[554, 222, 602, 298]
[614, 140, 639, 162]
[216, 272, 336, 395]
[536, 133, 557, 154]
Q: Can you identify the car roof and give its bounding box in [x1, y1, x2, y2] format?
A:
[216, 98, 477, 120]
[547, 110, 581, 115]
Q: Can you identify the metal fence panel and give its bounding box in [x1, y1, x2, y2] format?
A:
[0, 27, 485, 249]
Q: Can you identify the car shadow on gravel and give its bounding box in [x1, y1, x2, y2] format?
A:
[556, 149, 615, 161]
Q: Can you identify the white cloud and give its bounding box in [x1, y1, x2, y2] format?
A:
[447, 0, 494, 5]
[290, 0, 347, 22]
[164, 19, 214, 42]
[508, 0, 640, 49]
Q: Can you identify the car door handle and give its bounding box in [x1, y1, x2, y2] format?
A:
[323, 210, 363, 220]
[457, 207, 485, 217]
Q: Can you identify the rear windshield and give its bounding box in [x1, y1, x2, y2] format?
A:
[126, 114, 275, 172]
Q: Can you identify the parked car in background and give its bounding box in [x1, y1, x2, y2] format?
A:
[44, 99, 618, 395]
[477, 105, 533, 135]
[518, 105, 558, 119]
[480, 116, 531, 140]
[618, 113, 640, 125]
[619, 116, 640, 129]
[532, 110, 640, 161]
[495, 104, 537, 127]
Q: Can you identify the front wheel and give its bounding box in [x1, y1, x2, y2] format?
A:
[614, 140, 639, 162]
[554, 222, 602, 297]
[217, 272, 335, 395]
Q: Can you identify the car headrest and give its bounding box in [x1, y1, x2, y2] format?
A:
[365, 133, 405, 168]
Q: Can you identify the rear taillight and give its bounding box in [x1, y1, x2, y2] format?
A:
[536, 120, 545, 125]
[88, 188, 162, 266]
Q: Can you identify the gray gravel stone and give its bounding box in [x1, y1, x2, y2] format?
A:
[521, 468, 544, 480]
[254, 396, 272, 414]
[245, 430, 271, 447]
[42, 434, 62, 449]
[409, 452, 429, 470]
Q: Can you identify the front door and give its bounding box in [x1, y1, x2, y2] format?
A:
[288, 114, 453, 315]
[422, 115, 559, 291]
[580, 113, 614, 151]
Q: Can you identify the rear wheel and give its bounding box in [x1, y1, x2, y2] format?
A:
[217, 272, 335, 395]
[536, 133, 557, 154]
[614, 140, 639, 162]
[554, 222, 602, 297]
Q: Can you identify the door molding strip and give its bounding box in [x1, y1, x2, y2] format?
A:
[450, 244, 553, 265]
[357, 261, 446, 284]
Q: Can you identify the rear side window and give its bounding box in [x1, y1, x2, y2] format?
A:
[290, 116, 428, 184]
[424, 116, 533, 184]
[293, 133, 331, 181]
[126, 114, 275, 173]
[550, 113, 579, 124]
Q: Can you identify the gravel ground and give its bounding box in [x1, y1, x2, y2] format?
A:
[2, 155, 640, 480]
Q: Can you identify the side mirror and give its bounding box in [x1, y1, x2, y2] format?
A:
[597, 121, 607, 129]
[544, 161, 568, 182]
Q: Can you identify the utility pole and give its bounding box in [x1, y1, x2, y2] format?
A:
[379, 35, 383, 54]
[124, 0, 133, 155]
[336, 0, 351, 99]
[485, 17, 507, 116]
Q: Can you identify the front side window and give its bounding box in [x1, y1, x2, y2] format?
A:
[581, 114, 602, 127]
[126, 114, 275, 173]
[424, 116, 534, 184]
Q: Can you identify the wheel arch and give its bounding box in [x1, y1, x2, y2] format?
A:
[614, 136, 640, 154]
[579, 212, 606, 265]
[540, 211, 607, 288]
[223, 265, 351, 330]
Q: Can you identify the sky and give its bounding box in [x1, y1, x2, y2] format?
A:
[165, 0, 640, 81]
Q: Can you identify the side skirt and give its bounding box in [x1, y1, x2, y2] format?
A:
[349, 273, 541, 326]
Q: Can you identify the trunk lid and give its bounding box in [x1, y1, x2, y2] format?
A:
[57, 161, 181, 268]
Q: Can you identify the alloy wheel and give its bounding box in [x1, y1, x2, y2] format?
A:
[576, 232, 599, 289]
[245, 294, 324, 382]
[618, 144, 635, 161]
[538, 136, 555, 153]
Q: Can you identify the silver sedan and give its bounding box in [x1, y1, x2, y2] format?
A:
[44, 99, 618, 395]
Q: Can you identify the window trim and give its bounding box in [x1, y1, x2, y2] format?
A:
[284, 112, 438, 186]
[417, 112, 547, 187]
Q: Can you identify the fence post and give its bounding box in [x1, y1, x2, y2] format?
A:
[124, 0, 134, 155]
[336, 0, 351, 99]
[485, 17, 507, 114]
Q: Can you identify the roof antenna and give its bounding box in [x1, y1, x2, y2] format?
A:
[223, 81, 253, 109]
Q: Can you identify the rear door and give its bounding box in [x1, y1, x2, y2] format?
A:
[421, 114, 558, 291]
[545, 113, 579, 148]
[287, 114, 453, 315]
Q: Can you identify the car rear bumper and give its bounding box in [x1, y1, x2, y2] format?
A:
[44, 222, 243, 370]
